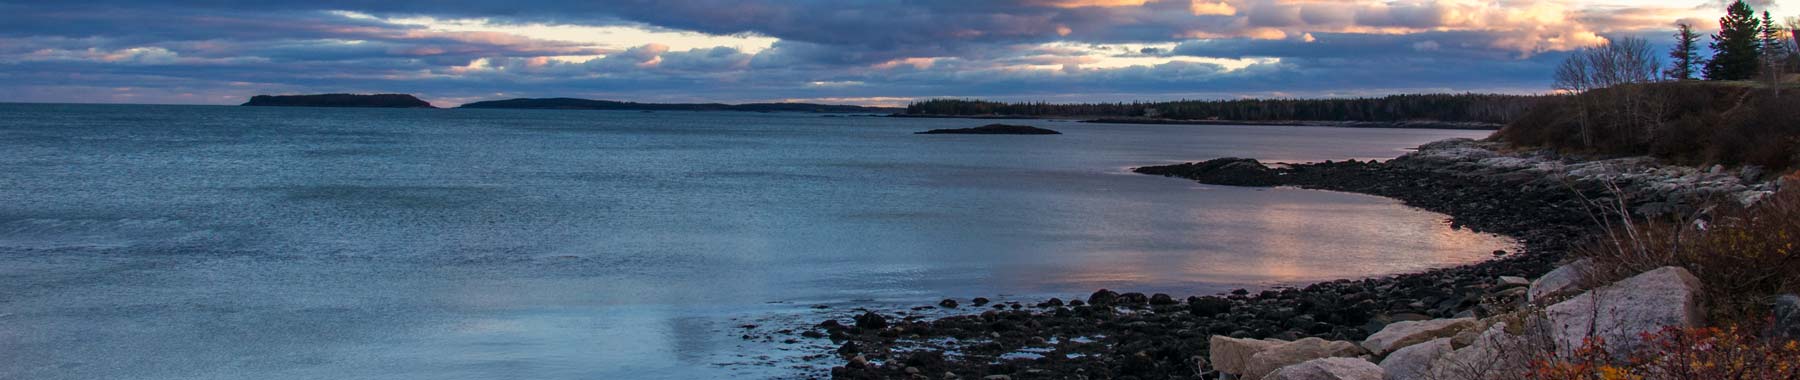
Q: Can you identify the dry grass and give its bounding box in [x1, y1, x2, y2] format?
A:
[1575, 183, 1800, 327]
[1497, 81, 1800, 172]
[1527, 326, 1800, 380]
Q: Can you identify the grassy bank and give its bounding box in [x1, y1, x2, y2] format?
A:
[1497, 81, 1800, 172]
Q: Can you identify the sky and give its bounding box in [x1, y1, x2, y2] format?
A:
[0, 0, 1794, 107]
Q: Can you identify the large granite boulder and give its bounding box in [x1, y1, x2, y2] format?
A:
[1245, 337, 1367, 380]
[1377, 338, 1450, 380]
[1263, 357, 1384, 380]
[1528, 258, 1594, 302]
[1545, 266, 1704, 356]
[1211, 336, 1287, 377]
[1360, 318, 1478, 356]
[1428, 322, 1534, 380]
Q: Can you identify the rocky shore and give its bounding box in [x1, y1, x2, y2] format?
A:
[809, 138, 1777, 379]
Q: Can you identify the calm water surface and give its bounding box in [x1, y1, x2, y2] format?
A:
[0, 104, 1509, 379]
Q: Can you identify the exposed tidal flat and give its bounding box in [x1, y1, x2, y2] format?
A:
[0, 103, 1508, 379]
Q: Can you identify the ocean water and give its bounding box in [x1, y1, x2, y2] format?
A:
[0, 104, 1510, 379]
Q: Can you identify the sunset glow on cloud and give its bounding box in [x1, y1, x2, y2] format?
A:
[0, 0, 1792, 106]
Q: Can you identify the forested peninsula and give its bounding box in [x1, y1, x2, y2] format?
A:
[458, 98, 900, 113]
[900, 94, 1549, 129]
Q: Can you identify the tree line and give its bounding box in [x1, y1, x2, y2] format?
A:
[1666, 0, 1796, 82]
[904, 94, 1546, 124]
[1506, 0, 1800, 170]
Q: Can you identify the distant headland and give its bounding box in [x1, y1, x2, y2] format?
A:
[242, 94, 436, 108]
[457, 98, 900, 113]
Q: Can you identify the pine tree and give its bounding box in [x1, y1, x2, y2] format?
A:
[1668, 23, 1702, 80]
[1762, 11, 1790, 64]
[1704, 0, 1763, 81]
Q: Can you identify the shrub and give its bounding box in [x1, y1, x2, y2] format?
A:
[1527, 326, 1800, 379]
[1496, 81, 1800, 172]
[1576, 185, 1800, 326]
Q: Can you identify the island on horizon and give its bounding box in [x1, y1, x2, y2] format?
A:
[241, 94, 437, 108]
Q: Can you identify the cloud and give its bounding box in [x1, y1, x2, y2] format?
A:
[0, 0, 1743, 105]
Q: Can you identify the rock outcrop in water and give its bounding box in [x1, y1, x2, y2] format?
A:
[914, 124, 1061, 135]
[241, 94, 436, 108]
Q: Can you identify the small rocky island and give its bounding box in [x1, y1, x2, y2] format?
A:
[241, 94, 436, 108]
[915, 124, 1062, 135]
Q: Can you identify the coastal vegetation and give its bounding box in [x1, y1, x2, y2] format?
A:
[1498, 81, 1800, 171]
[1501, 0, 1800, 171]
[457, 97, 899, 113]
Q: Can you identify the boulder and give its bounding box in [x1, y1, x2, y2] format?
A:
[1378, 338, 1450, 380]
[853, 312, 888, 330]
[1528, 258, 1593, 302]
[1360, 318, 1478, 356]
[1428, 322, 1532, 380]
[1211, 335, 1286, 376]
[1263, 357, 1384, 380]
[1245, 337, 1366, 380]
[1545, 266, 1704, 357]
[1775, 294, 1800, 338]
[1495, 276, 1530, 289]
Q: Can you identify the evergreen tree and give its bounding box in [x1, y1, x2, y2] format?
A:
[1668, 23, 1702, 80]
[1762, 11, 1790, 64]
[1704, 0, 1763, 80]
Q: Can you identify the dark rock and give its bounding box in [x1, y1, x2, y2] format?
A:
[1118, 292, 1150, 306]
[854, 312, 888, 330]
[915, 124, 1061, 135]
[971, 297, 991, 306]
[939, 299, 960, 308]
[1089, 289, 1121, 306]
[1149, 293, 1177, 305]
[1132, 158, 1281, 187]
[1188, 296, 1233, 316]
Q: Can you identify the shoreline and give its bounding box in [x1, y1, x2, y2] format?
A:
[814, 138, 1775, 379]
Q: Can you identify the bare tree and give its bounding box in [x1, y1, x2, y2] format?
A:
[1554, 37, 1664, 148]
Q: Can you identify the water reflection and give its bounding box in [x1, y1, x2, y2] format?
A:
[0, 104, 1509, 380]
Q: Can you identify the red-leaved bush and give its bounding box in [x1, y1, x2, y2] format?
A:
[1528, 326, 1800, 380]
